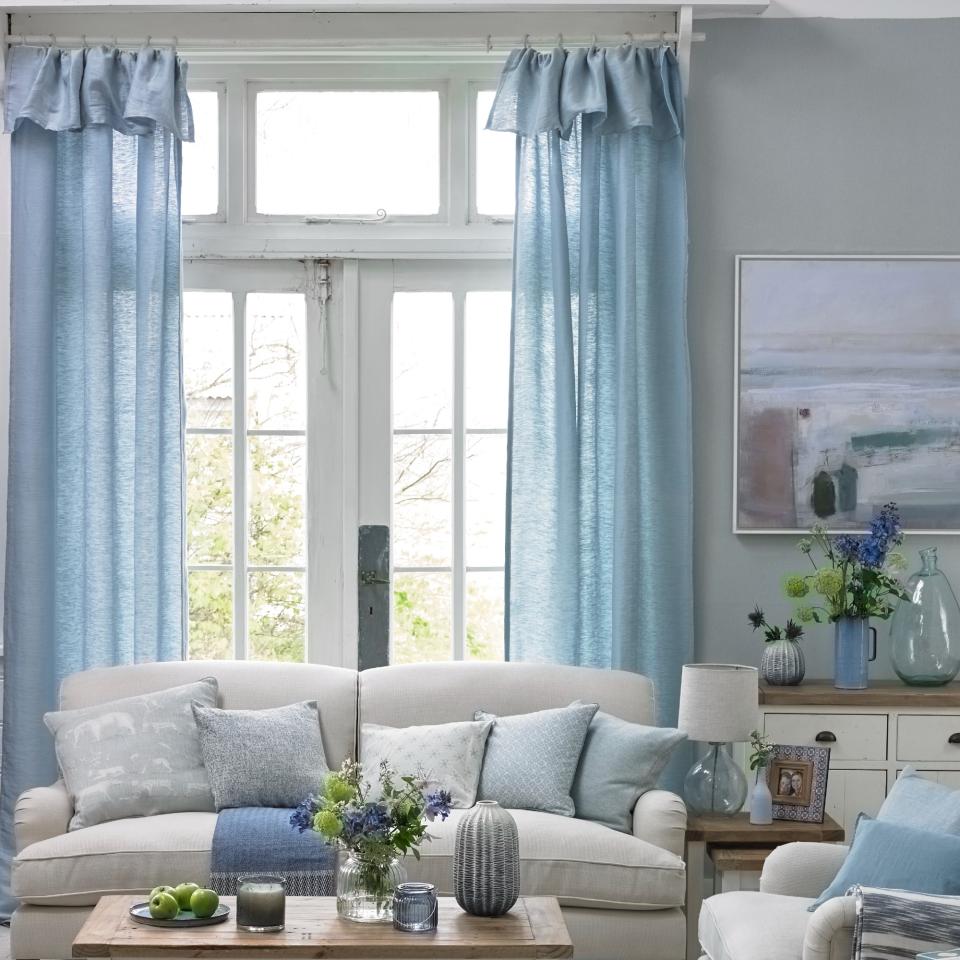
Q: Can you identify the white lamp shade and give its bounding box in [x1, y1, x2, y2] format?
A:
[677, 663, 759, 744]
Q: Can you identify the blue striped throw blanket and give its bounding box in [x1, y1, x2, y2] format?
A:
[210, 807, 337, 896]
[852, 887, 960, 960]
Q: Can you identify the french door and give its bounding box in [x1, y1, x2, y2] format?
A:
[182, 257, 511, 667]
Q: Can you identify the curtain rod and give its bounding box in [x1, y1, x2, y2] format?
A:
[5, 32, 706, 51]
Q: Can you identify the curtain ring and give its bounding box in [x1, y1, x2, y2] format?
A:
[660, 31, 667, 45]
[48, 34, 56, 48]
[592, 33, 598, 48]
[81, 34, 87, 47]
[145, 35, 152, 47]
[625, 31, 635, 46]
[485, 34, 492, 54]
[557, 33, 564, 50]
[522, 34, 530, 49]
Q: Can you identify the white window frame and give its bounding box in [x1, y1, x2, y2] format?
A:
[467, 81, 513, 225]
[181, 82, 228, 224]
[357, 259, 512, 662]
[184, 258, 356, 667]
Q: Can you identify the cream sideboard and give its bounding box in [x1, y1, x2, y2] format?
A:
[760, 681, 960, 840]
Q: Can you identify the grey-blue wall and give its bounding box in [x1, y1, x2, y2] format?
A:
[687, 17, 960, 678]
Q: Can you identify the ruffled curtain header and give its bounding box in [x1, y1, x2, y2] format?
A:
[486, 44, 682, 141]
[4, 44, 194, 140]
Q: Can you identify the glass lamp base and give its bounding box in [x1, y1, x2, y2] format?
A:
[684, 742, 748, 816]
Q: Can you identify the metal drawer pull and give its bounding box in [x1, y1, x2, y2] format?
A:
[948, 733, 960, 745]
[815, 731, 837, 743]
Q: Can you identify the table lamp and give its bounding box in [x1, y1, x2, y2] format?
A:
[677, 664, 759, 816]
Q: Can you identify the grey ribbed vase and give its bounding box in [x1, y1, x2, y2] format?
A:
[760, 638, 805, 686]
[453, 801, 519, 917]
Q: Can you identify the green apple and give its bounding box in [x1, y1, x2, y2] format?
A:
[150, 885, 177, 900]
[190, 888, 220, 919]
[173, 883, 200, 911]
[148, 892, 180, 921]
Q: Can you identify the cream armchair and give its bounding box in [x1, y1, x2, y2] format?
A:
[697, 842, 856, 960]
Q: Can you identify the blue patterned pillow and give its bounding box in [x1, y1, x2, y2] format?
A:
[474, 703, 598, 816]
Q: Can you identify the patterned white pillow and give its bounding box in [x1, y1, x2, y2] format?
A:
[44, 678, 219, 830]
[360, 719, 493, 808]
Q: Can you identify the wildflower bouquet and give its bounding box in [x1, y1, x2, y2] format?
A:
[291, 759, 451, 911]
[782, 502, 908, 623]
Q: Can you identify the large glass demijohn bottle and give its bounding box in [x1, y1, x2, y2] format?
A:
[890, 547, 960, 686]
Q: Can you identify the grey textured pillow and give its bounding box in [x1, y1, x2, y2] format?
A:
[474, 703, 598, 816]
[361, 719, 493, 808]
[570, 705, 686, 833]
[192, 700, 329, 809]
[44, 678, 219, 830]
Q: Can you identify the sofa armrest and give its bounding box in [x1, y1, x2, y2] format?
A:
[632, 789, 686, 858]
[760, 842, 849, 898]
[803, 895, 857, 960]
[15, 781, 73, 853]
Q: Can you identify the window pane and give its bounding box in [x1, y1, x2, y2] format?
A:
[475, 90, 515, 218]
[467, 571, 505, 662]
[256, 90, 440, 215]
[393, 292, 453, 430]
[466, 435, 506, 567]
[188, 570, 232, 660]
[465, 291, 511, 429]
[248, 436, 306, 566]
[250, 571, 305, 662]
[393, 572, 451, 663]
[182, 90, 219, 217]
[184, 291, 233, 428]
[247, 293, 307, 430]
[187, 435, 233, 564]
[394, 434, 451, 567]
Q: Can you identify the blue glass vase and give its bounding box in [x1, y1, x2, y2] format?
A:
[834, 616, 876, 690]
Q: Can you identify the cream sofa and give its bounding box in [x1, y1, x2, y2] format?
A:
[12, 660, 687, 960]
[698, 842, 855, 960]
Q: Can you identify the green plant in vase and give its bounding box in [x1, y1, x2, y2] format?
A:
[782, 502, 908, 690]
[750, 607, 805, 686]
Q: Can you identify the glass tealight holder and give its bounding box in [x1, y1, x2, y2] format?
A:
[392, 882, 438, 933]
[236, 875, 286, 932]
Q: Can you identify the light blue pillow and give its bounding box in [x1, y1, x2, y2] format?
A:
[570, 705, 686, 833]
[877, 767, 960, 832]
[475, 703, 598, 816]
[810, 819, 960, 911]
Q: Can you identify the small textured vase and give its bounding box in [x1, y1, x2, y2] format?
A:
[834, 616, 876, 690]
[453, 801, 519, 917]
[337, 854, 407, 923]
[749, 775, 773, 825]
[760, 638, 805, 686]
[890, 547, 960, 686]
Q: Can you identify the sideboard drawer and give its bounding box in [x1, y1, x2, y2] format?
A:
[764, 713, 887, 761]
[897, 715, 960, 762]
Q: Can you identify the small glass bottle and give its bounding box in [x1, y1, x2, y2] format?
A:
[890, 547, 960, 686]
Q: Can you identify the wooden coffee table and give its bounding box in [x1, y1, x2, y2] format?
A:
[73, 895, 573, 959]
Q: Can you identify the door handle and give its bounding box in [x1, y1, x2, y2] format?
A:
[815, 731, 837, 743]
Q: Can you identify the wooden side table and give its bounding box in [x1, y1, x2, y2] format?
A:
[684, 813, 844, 960]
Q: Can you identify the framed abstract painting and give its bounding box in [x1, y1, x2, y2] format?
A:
[735, 255, 960, 533]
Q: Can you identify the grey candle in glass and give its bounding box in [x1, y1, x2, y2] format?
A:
[393, 882, 438, 933]
[236, 875, 285, 932]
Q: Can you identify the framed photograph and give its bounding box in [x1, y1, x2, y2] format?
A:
[734, 255, 960, 534]
[768, 743, 830, 823]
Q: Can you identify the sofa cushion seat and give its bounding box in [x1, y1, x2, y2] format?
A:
[14, 808, 684, 911]
[14, 812, 218, 906]
[699, 892, 813, 960]
[407, 808, 685, 910]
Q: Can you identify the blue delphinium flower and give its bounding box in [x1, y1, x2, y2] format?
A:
[833, 534, 862, 562]
[290, 795, 320, 833]
[425, 790, 452, 822]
